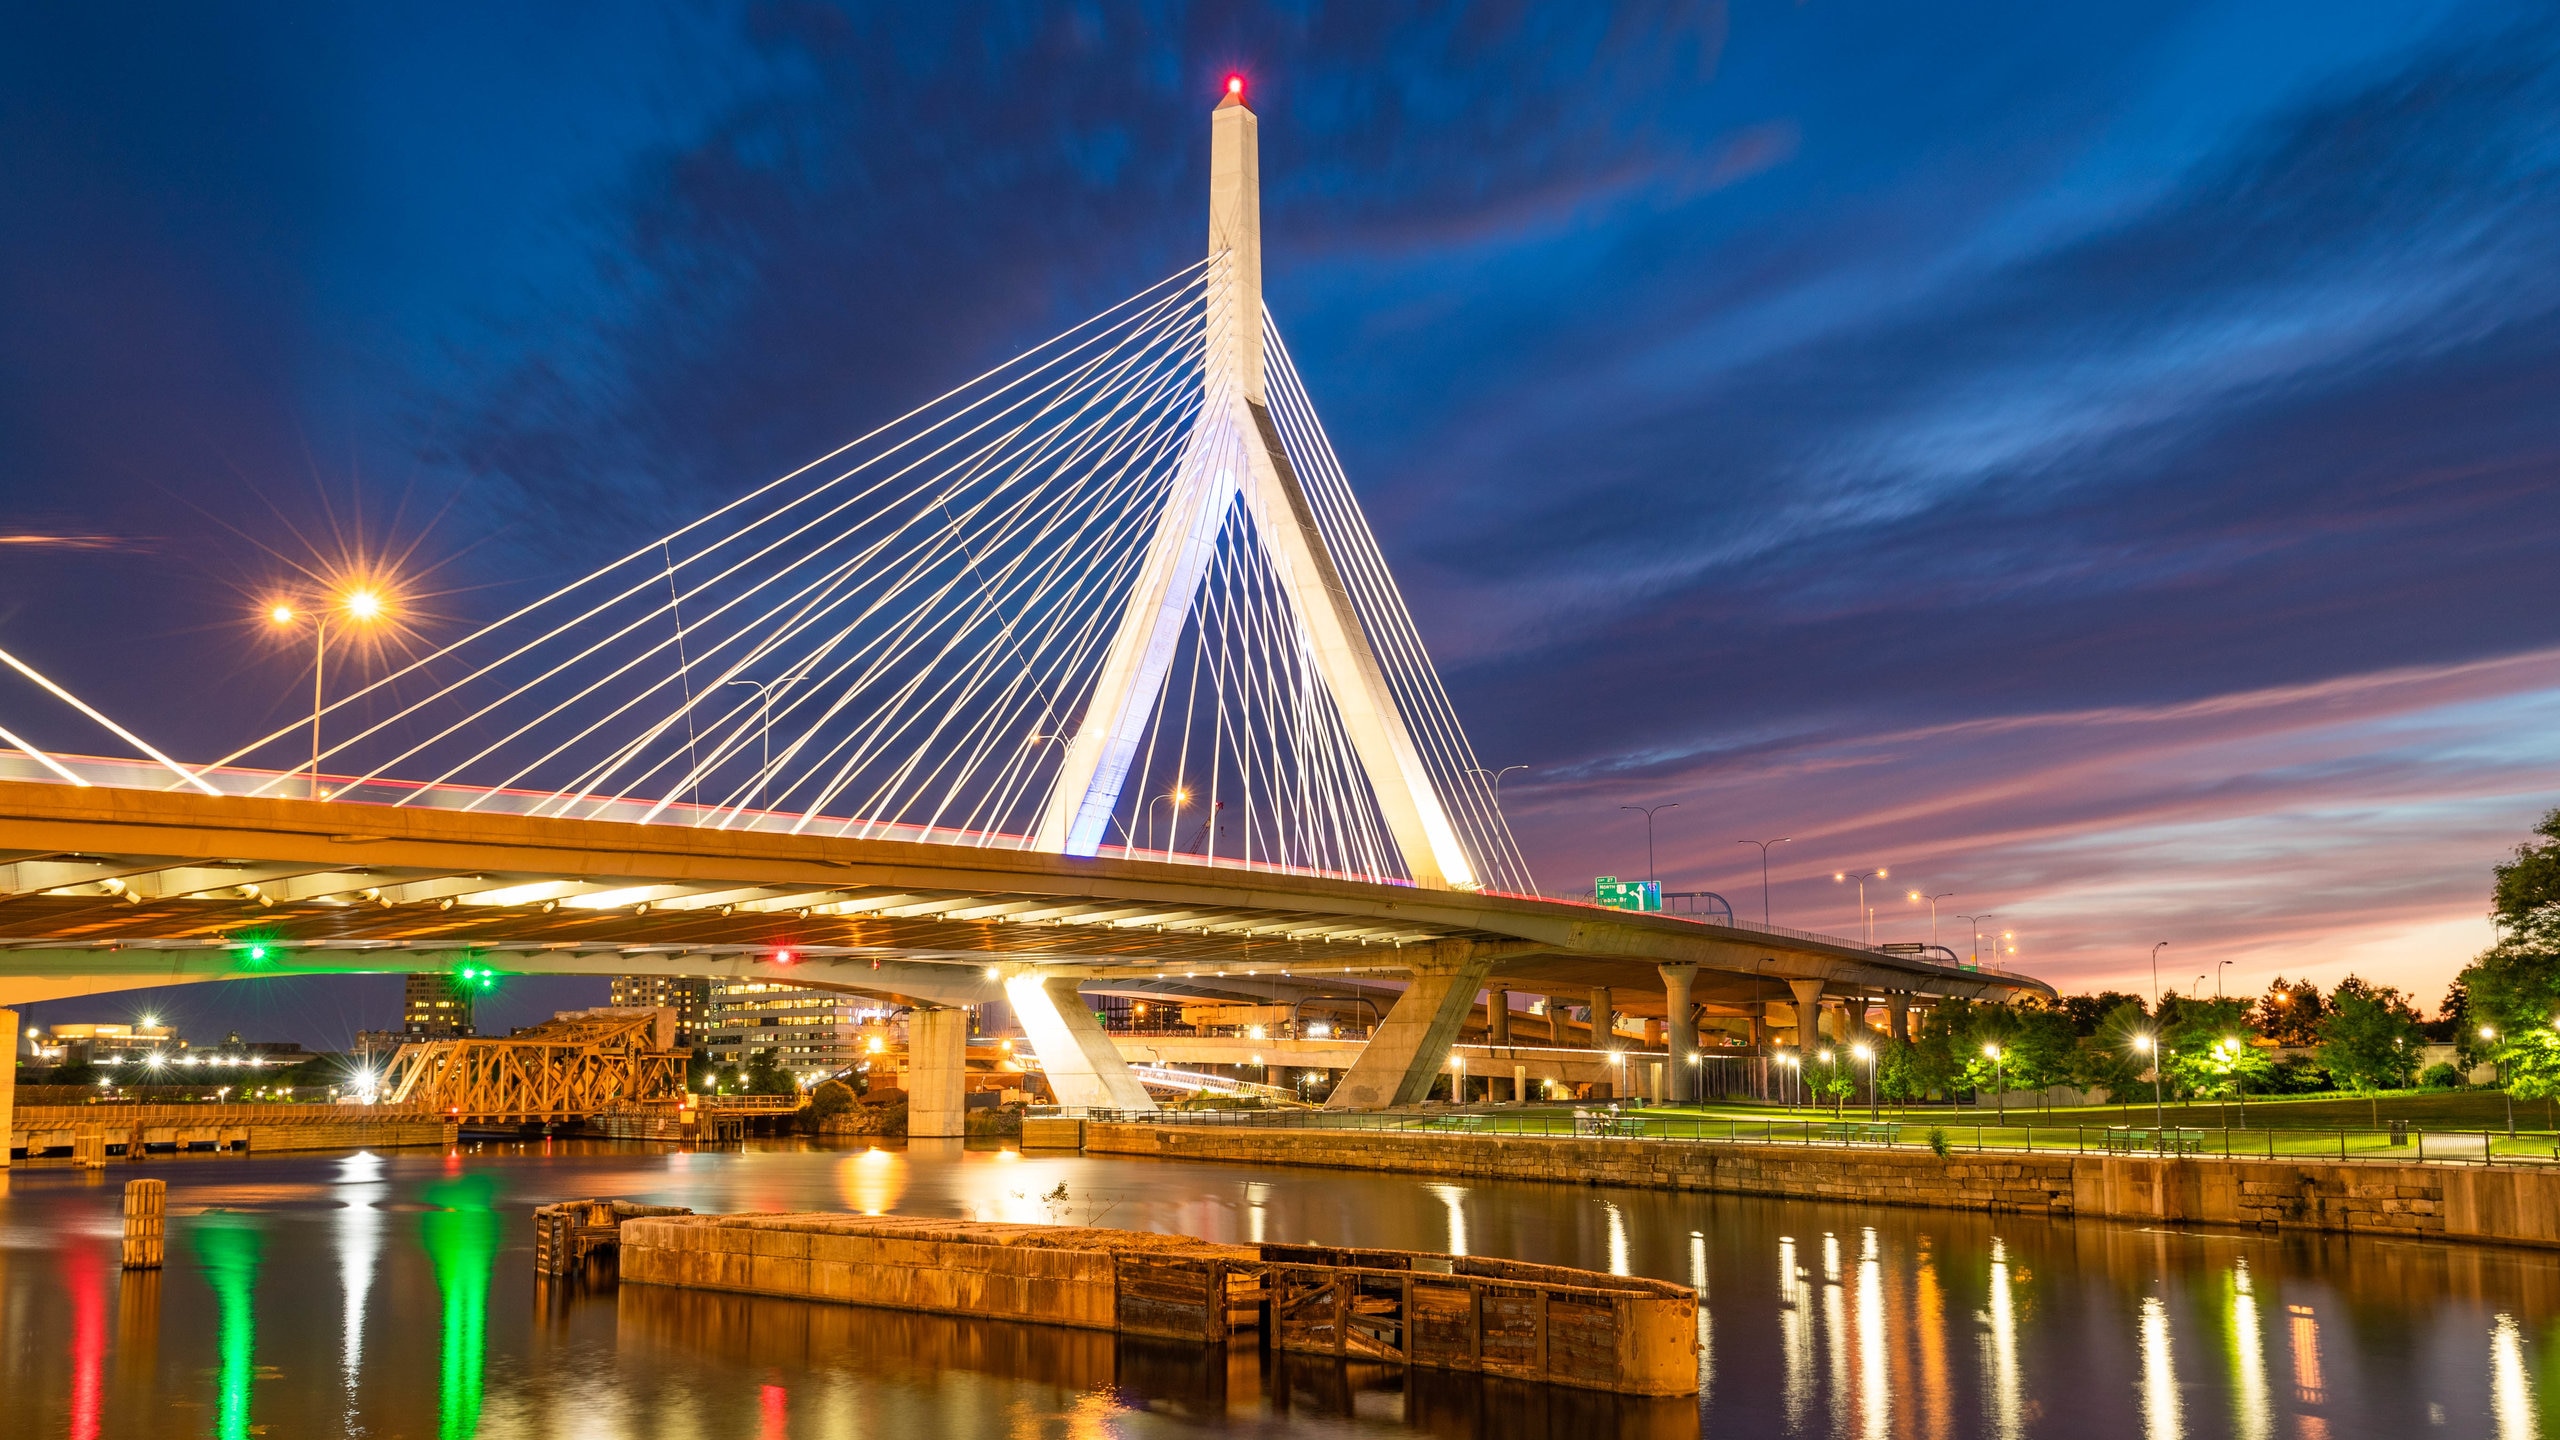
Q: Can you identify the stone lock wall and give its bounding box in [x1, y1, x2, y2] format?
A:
[1083, 1125, 2560, 1250]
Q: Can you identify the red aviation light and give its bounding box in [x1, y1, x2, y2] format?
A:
[773, 948, 796, 966]
[1226, 74, 1243, 98]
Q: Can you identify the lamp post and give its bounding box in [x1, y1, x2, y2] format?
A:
[2482, 1025, 2511, 1135]
[269, 586, 389, 800]
[1735, 837, 1791, 929]
[1819, 1048, 1838, 1119]
[1468, 765, 1528, 806]
[1852, 1042, 1877, 1120]
[1984, 1042, 2006, 1123]
[1958, 914, 1993, 969]
[724, 668, 814, 812]
[1621, 803, 1680, 891]
[1908, 891, 1953, 948]
[2216, 960, 2234, 998]
[1148, 787, 1190, 855]
[2150, 941, 2170, 1010]
[2133, 1034, 2165, 1132]
[1832, 869, 1889, 945]
[2219, 1036, 2247, 1127]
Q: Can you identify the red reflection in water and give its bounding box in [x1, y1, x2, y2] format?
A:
[64, 1245, 106, 1440]
[759, 1382, 787, 1440]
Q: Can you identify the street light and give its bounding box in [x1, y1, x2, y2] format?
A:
[2132, 1034, 2165, 1132]
[723, 669, 814, 812]
[1908, 891, 1953, 949]
[1468, 765, 1528, 806]
[269, 585, 392, 800]
[2483, 1025, 2512, 1134]
[2149, 941, 2170, 1010]
[1734, 837, 1791, 929]
[1148, 786, 1191, 854]
[1833, 869, 1889, 945]
[1818, 1048, 1837, 1118]
[1621, 803, 1680, 890]
[1983, 1042, 2006, 1123]
[1851, 1042, 1877, 1120]
[2218, 1036, 2247, 1127]
[1958, 914, 1993, 970]
[2216, 959, 2234, 998]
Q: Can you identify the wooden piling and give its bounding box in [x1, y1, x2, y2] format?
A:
[121, 1178, 165, 1269]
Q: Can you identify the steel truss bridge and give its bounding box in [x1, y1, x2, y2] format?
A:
[0, 83, 2046, 1127]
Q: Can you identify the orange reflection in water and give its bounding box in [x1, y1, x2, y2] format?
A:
[841, 1147, 905, 1216]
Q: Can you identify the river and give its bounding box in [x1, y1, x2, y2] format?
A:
[0, 1138, 2554, 1438]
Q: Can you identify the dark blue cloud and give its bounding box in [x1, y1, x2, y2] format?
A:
[4, 2, 2555, 1041]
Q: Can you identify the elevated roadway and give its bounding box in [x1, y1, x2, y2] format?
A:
[0, 779, 2048, 1120]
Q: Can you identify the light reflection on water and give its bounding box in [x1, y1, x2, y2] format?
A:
[2, 1139, 2559, 1438]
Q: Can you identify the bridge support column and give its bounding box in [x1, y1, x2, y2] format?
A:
[908, 1008, 968, 1138]
[1658, 965, 1697, 1103]
[1324, 950, 1494, 1110]
[1786, 979, 1826, 1052]
[0, 1008, 15, 1170]
[1487, 988, 1510, 1045]
[1512, 1063, 1528, 1106]
[1888, 992, 1912, 1043]
[1590, 987, 1614, 1054]
[1006, 974, 1156, 1113]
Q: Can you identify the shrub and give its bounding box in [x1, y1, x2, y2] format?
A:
[1927, 1127, 1951, 1159]
[2421, 1062, 2462, 1090]
[809, 1078, 856, 1121]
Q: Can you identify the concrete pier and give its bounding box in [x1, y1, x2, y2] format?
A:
[614, 1212, 1698, 1395]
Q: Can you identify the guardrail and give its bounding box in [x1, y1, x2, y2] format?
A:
[1040, 1105, 2560, 1167]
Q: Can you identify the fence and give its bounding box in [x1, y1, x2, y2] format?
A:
[1038, 1105, 2560, 1168]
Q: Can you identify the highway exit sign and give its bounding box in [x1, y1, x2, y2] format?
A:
[1594, 876, 1661, 912]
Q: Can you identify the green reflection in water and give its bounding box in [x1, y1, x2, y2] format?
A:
[192, 1214, 262, 1440]
[422, 1176, 501, 1440]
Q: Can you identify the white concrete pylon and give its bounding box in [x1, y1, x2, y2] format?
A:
[1035, 83, 1477, 891]
[1004, 971, 1157, 1112]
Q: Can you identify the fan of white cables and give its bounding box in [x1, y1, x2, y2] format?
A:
[198, 260, 1534, 893]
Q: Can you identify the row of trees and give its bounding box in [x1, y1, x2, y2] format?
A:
[1794, 976, 2435, 1108]
[1807, 806, 2559, 1108]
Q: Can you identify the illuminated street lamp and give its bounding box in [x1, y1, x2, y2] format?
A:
[2132, 1034, 2165, 1132]
[1149, 787, 1191, 854]
[1833, 869, 1889, 945]
[1983, 1042, 2006, 1123]
[269, 584, 392, 800]
[2482, 1025, 2512, 1134]
[2218, 1036, 2248, 1127]
[1851, 1042, 1877, 1121]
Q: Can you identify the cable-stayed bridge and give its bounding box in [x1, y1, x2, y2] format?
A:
[0, 86, 2045, 1126]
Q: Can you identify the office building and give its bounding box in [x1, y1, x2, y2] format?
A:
[609, 975, 713, 1044]
[403, 973, 475, 1038]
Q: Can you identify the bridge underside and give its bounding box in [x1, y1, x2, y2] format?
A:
[0, 782, 2049, 1110]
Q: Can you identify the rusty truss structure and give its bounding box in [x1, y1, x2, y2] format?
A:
[380, 1010, 686, 1124]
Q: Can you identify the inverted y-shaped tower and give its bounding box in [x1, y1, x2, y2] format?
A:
[1035, 82, 1476, 890]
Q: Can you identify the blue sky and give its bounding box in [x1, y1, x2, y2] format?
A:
[4, 2, 2556, 1044]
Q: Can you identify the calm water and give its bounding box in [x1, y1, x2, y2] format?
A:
[2, 1138, 2557, 1439]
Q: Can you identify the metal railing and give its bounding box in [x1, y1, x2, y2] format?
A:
[1049, 1106, 2560, 1167]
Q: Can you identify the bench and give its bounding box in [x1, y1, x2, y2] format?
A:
[1819, 1122, 1898, 1146]
[2103, 1127, 2206, 1155]
[1572, 1111, 1646, 1139]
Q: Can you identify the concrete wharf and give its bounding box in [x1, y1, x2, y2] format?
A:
[572, 1209, 1696, 1396]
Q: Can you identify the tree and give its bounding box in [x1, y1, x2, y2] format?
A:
[2493, 806, 2560, 930]
[742, 1048, 799, 1096]
[2252, 978, 2326, 1046]
[2316, 979, 2424, 1094]
[2058, 991, 2149, 1038]
[2071, 1000, 2154, 1104]
[2163, 998, 2275, 1100]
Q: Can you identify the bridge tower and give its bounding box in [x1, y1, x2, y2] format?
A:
[1035, 79, 1478, 892]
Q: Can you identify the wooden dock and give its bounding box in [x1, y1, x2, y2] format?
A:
[582, 1209, 1696, 1396]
